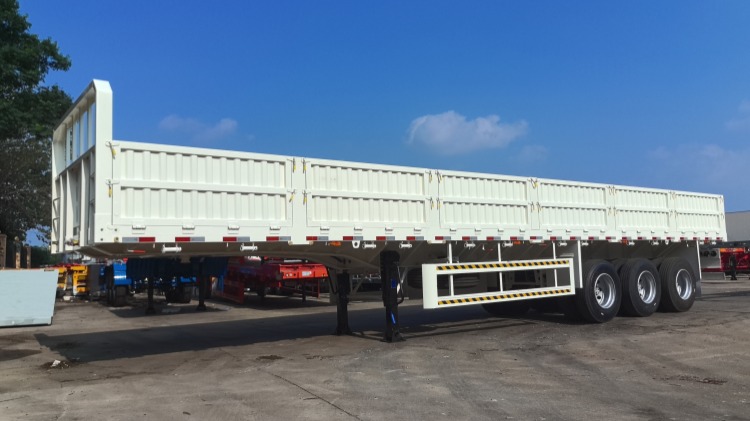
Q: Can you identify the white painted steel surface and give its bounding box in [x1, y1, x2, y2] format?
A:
[0, 270, 58, 327]
[52, 81, 727, 257]
[421, 258, 575, 309]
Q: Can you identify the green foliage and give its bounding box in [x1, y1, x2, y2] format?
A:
[0, 0, 72, 242]
[30, 245, 60, 267]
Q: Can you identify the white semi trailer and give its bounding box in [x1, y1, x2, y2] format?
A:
[52, 80, 726, 339]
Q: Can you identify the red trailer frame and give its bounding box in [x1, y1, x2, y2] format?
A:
[214, 257, 329, 304]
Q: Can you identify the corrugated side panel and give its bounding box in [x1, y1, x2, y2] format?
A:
[537, 181, 608, 231]
[673, 192, 722, 213]
[116, 145, 289, 225]
[439, 173, 529, 228]
[615, 188, 670, 232]
[306, 161, 427, 226]
[673, 192, 724, 235]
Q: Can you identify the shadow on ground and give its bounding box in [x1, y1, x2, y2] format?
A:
[36, 299, 573, 363]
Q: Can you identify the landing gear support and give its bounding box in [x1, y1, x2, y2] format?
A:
[334, 272, 353, 336]
[381, 251, 404, 342]
[146, 277, 156, 315]
[196, 276, 207, 312]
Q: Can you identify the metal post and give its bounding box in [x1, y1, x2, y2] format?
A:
[14, 237, 21, 269]
[0, 234, 6, 269]
[380, 251, 404, 342]
[25, 245, 31, 268]
[334, 271, 352, 335]
[196, 275, 207, 311]
[146, 277, 156, 315]
[448, 242, 454, 297]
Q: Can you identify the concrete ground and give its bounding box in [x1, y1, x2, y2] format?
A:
[1, 276, 749, 421]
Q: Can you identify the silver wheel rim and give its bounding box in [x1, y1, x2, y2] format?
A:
[675, 268, 693, 300]
[594, 273, 616, 309]
[637, 271, 657, 304]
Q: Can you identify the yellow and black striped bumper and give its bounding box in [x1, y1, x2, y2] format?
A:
[437, 288, 572, 306]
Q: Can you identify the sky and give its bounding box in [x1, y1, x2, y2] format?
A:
[19, 1, 750, 211]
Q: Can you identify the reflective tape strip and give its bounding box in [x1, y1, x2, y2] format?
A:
[223, 236, 251, 242]
[175, 236, 205, 242]
[437, 288, 572, 306]
[436, 259, 569, 271]
[122, 237, 155, 243]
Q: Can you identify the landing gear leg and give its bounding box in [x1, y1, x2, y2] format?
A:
[146, 277, 156, 315]
[381, 251, 404, 342]
[334, 272, 353, 335]
[196, 275, 207, 312]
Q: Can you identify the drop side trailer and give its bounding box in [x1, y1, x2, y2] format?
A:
[52, 80, 726, 339]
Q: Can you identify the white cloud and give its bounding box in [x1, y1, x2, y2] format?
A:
[407, 111, 528, 155]
[726, 100, 750, 132]
[159, 114, 238, 144]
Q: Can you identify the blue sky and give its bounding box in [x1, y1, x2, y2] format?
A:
[20, 1, 750, 211]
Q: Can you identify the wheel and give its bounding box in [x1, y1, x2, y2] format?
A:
[482, 300, 530, 316]
[113, 286, 128, 307]
[611, 258, 628, 274]
[179, 285, 193, 304]
[619, 259, 661, 317]
[575, 260, 621, 323]
[105, 266, 115, 305]
[164, 289, 174, 303]
[658, 257, 696, 312]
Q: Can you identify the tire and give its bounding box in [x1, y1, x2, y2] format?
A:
[619, 259, 661, 317]
[575, 260, 621, 323]
[164, 289, 175, 303]
[179, 285, 193, 304]
[658, 257, 696, 312]
[611, 258, 628, 274]
[105, 266, 115, 305]
[482, 300, 530, 317]
[113, 286, 128, 307]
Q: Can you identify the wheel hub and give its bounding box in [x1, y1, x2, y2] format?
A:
[594, 273, 616, 309]
[636, 271, 657, 304]
[675, 269, 693, 300]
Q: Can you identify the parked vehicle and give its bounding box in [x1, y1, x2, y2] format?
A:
[51, 80, 727, 337]
[700, 247, 750, 277]
[54, 264, 89, 298]
[214, 257, 328, 304]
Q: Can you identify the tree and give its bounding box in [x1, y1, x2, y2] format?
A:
[0, 0, 72, 244]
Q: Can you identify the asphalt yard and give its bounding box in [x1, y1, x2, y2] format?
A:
[2, 275, 749, 420]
